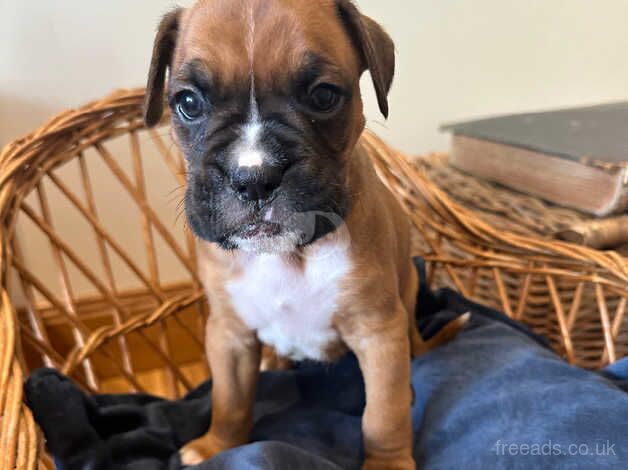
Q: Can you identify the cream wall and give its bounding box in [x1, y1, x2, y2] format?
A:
[3, 0, 628, 153]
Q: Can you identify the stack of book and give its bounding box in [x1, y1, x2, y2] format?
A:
[441, 103, 628, 249]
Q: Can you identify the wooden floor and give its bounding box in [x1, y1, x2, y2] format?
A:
[99, 360, 209, 398]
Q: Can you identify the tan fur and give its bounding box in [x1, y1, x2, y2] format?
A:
[173, 1, 362, 100]
[182, 137, 467, 470]
[145, 2, 467, 468]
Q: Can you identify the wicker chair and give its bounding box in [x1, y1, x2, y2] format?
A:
[0, 89, 626, 469]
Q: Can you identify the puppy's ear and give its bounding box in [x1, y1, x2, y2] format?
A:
[144, 8, 183, 127]
[336, 0, 395, 118]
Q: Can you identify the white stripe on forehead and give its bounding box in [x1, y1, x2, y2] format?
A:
[237, 2, 264, 168]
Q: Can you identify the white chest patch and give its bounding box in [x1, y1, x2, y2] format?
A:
[225, 238, 351, 361]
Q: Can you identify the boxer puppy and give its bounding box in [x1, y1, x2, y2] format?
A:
[144, 1, 467, 468]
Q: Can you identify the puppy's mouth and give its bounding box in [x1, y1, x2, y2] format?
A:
[228, 219, 303, 254]
[238, 221, 282, 239]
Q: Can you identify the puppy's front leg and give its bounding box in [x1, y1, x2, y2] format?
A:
[180, 314, 261, 465]
[341, 301, 415, 470]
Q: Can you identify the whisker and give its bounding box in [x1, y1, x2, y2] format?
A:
[166, 185, 186, 196]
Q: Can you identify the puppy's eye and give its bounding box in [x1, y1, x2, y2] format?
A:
[309, 84, 341, 113]
[176, 91, 204, 121]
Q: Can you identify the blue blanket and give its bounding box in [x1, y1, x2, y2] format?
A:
[26, 260, 628, 469]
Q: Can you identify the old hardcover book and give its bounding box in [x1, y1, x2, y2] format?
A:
[441, 103, 628, 216]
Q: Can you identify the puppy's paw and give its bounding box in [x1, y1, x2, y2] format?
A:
[413, 312, 472, 356]
[260, 347, 292, 371]
[440, 311, 471, 340]
[179, 433, 230, 466]
[362, 456, 415, 470]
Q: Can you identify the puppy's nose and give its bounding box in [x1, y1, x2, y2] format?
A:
[230, 166, 284, 202]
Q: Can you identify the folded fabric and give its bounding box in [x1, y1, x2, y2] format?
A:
[25, 259, 628, 470]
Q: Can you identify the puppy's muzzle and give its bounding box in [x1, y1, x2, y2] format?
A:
[230, 164, 287, 202]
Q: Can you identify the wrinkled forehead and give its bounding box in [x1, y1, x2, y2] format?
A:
[173, 0, 360, 91]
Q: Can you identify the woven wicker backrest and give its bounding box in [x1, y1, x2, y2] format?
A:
[366, 137, 627, 366]
[0, 89, 626, 469]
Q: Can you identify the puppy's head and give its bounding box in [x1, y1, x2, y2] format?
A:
[144, 0, 394, 252]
